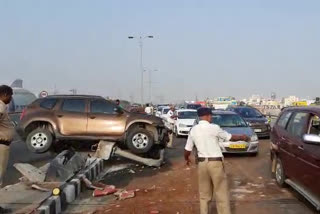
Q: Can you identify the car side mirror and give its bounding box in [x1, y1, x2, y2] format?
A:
[303, 134, 320, 145]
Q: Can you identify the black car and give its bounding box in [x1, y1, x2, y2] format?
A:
[227, 106, 271, 138]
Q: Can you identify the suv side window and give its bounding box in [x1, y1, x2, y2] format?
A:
[91, 100, 116, 114]
[62, 99, 86, 113]
[277, 111, 292, 128]
[40, 98, 58, 110]
[286, 112, 310, 138]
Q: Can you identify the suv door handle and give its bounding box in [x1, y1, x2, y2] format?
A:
[90, 116, 96, 119]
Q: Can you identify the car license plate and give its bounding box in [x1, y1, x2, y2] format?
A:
[254, 129, 262, 133]
[229, 144, 246, 149]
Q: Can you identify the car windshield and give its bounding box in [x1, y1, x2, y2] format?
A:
[234, 108, 263, 118]
[163, 108, 170, 114]
[178, 111, 197, 119]
[212, 114, 247, 127]
[186, 104, 201, 109]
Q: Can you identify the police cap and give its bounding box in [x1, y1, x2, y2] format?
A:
[197, 107, 212, 117]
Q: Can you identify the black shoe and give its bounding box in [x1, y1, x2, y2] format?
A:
[0, 207, 12, 214]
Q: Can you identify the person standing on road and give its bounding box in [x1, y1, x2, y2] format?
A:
[145, 103, 153, 115]
[184, 107, 250, 214]
[166, 106, 175, 148]
[0, 85, 14, 213]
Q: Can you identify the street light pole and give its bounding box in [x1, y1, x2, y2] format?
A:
[128, 35, 153, 105]
[147, 69, 157, 103]
[139, 37, 144, 105]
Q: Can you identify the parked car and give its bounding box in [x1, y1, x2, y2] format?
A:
[173, 109, 197, 137]
[160, 107, 170, 119]
[227, 106, 271, 138]
[195, 110, 259, 154]
[185, 103, 202, 110]
[155, 106, 168, 117]
[271, 106, 320, 210]
[211, 110, 259, 154]
[18, 95, 168, 155]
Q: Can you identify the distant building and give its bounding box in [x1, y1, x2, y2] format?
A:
[283, 96, 300, 107]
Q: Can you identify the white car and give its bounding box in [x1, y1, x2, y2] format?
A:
[155, 106, 169, 118]
[173, 109, 198, 137]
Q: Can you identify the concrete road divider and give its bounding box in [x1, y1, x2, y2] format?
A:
[36, 157, 104, 214]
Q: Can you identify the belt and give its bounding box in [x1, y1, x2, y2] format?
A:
[198, 157, 222, 162]
[0, 140, 11, 146]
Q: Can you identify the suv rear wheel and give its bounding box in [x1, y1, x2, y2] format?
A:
[126, 128, 154, 154]
[26, 128, 53, 153]
[275, 158, 286, 187]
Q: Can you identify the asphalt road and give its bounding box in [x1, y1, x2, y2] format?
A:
[65, 137, 317, 214]
[3, 139, 54, 186]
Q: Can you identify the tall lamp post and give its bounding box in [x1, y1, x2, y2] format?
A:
[128, 35, 154, 105]
[146, 69, 158, 104]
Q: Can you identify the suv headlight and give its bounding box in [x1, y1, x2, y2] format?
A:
[251, 134, 258, 142]
[179, 124, 187, 127]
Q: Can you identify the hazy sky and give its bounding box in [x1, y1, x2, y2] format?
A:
[0, 0, 319, 103]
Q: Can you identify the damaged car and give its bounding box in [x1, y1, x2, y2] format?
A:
[17, 95, 168, 155]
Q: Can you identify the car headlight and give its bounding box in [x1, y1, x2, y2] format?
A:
[251, 134, 258, 142]
[179, 124, 187, 127]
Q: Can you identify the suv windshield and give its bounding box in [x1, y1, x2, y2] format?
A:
[234, 108, 263, 118]
[178, 111, 197, 119]
[212, 114, 247, 127]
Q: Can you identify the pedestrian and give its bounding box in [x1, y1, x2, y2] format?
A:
[0, 85, 14, 213]
[184, 107, 250, 214]
[166, 106, 175, 148]
[145, 103, 153, 115]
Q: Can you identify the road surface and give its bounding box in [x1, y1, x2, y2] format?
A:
[3, 139, 53, 186]
[65, 137, 317, 214]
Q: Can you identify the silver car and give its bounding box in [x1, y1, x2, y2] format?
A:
[212, 110, 259, 155]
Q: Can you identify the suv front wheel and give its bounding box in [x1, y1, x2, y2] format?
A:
[26, 128, 53, 153]
[126, 128, 154, 154]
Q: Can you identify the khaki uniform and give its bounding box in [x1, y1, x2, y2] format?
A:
[0, 100, 14, 187]
[185, 120, 231, 214]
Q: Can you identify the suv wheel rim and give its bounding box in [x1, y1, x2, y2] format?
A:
[30, 133, 48, 149]
[275, 162, 282, 183]
[132, 133, 149, 149]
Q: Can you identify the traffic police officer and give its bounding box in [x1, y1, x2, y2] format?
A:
[184, 107, 250, 214]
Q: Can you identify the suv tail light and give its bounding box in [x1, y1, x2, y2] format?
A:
[20, 108, 27, 120]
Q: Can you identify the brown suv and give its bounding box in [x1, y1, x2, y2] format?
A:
[271, 106, 320, 210]
[18, 95, 168, 155]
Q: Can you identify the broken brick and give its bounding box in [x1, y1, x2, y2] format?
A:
[93, 185, 117, 197]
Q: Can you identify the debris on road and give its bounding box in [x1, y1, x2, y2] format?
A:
[31, 184, 50, 192]
[129, 169, 136, 174]
[14, 163, 46, 183]
[93, 185, 117, 197]
[82, 176, 103, 190]
[115, 189, 136, 200]
[95, 140, 165, 167]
